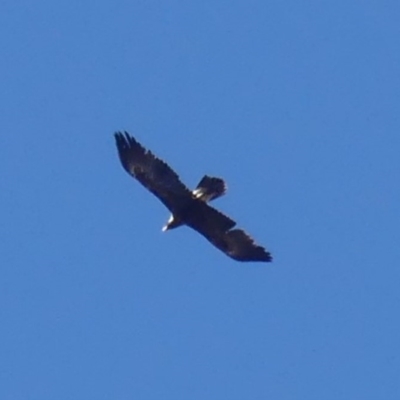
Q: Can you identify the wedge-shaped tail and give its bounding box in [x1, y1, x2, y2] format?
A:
[193, 175, 227, 202]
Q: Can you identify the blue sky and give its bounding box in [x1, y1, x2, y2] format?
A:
[1, 1, 399, 399]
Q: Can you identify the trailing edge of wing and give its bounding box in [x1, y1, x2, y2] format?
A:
[222, 229, 272, 262]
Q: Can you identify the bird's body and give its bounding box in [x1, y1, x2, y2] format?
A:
[162, 175, 227, 231]
[115, 132, 272, 262]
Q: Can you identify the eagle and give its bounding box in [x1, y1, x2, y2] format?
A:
[114, 132, 272, 262]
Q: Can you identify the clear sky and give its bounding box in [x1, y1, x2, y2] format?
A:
[1, 1, 399, 399]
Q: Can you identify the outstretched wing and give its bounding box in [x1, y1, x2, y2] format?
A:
[192, 175, 227, 202]
[115, 132, 192, 212]
[188, 206, 272, 262]
[216, 229, 272, 262]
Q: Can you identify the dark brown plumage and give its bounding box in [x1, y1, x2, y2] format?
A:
[115, 132, 272, 262]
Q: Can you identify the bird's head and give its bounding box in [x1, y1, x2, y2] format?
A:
[162, 214, 181, 232]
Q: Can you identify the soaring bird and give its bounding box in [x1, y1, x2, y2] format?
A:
[115, 132, 272, 262]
